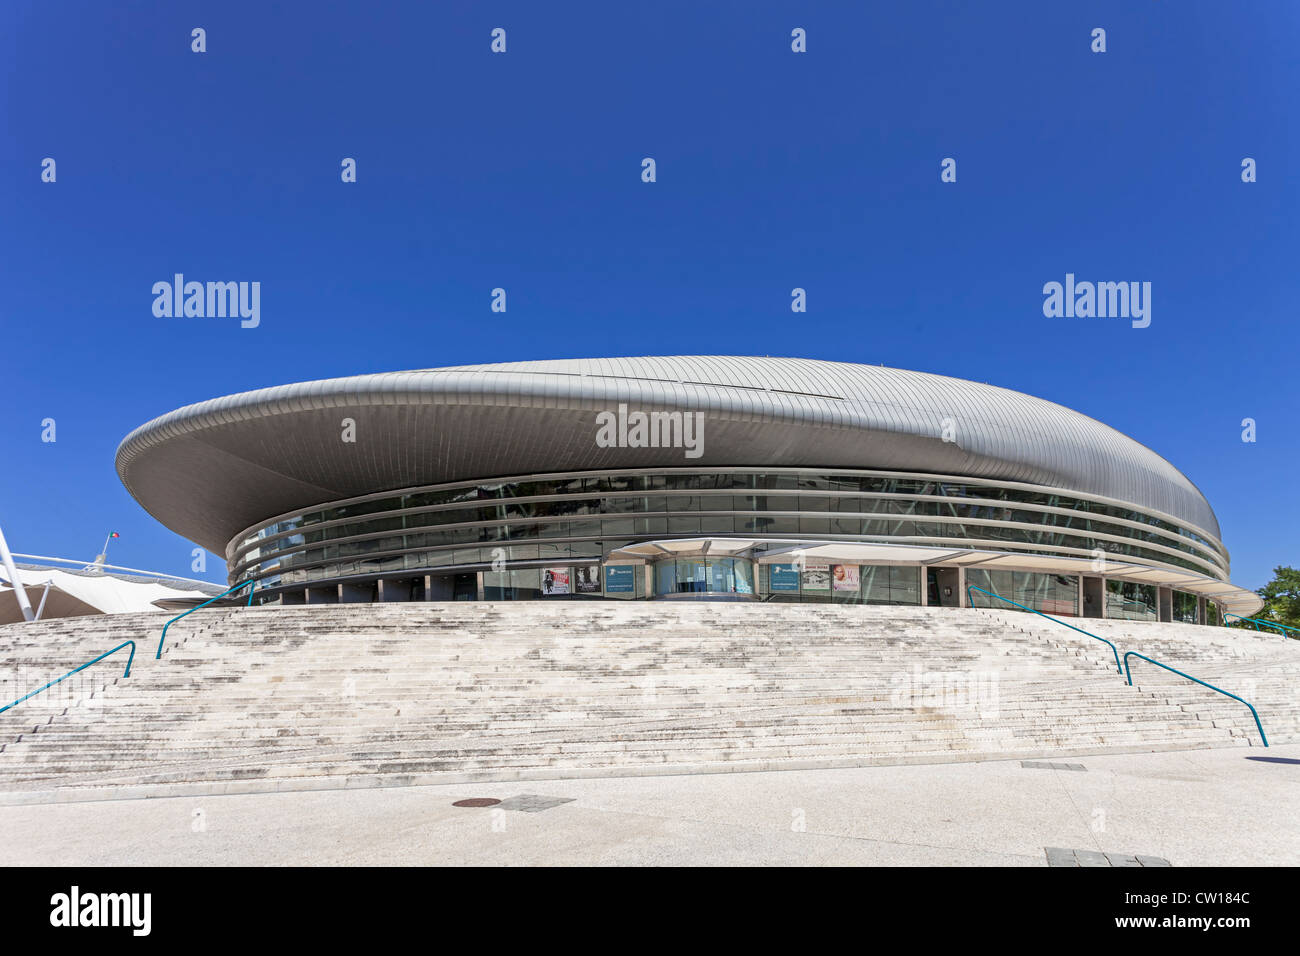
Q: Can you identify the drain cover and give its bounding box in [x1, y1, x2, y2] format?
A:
[1045, 847, 1171, 867]
[495, 794, 577, 813]
[1021, 761, 1087, 772]
[452, 798, 502, 808]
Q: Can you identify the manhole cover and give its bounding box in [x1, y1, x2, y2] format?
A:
[452, 798, 501, 808]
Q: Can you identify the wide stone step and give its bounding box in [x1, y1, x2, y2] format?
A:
[3, 602, 1293, 793]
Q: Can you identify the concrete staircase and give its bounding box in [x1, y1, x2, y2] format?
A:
[0, 602, 1295, 798]
[975, 609, 1300, 747]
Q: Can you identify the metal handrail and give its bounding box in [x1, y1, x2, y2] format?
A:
[155, 579, 256, 659]
[1122, 651, 1268, 747]
[0, 640, 136, 715]
[1224, 613, 1299, 639]
[967, 584, 1122, 673]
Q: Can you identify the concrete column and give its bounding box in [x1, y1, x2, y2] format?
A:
[956, 567, 967, 607]
[919, 566, 928, 607]
[424, 575, 433, 601]
[475, 571, 485, 601]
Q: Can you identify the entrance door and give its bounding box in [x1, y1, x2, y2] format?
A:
[452, 573, 477, 601]
[1082, 576, 1104, 618]
[927, 568, 961, 606]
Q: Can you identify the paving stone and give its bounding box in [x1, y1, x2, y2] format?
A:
[1135, 855, 1172, 867]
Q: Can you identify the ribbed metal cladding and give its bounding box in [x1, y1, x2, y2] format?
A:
[115, 357, 1224, 555]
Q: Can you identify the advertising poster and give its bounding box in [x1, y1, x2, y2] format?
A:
[832, 564, 859, 592]
[604, 565, 635, 593]
[574, 565, 601, 593]
[800, 561, 830, 592]
[769, 563, 800, 592]
[541, 567, 570, 595]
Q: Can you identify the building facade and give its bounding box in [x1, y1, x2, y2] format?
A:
[115, 357, 1262, 623]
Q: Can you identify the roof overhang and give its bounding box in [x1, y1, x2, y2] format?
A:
[115, 358, 1226, 554]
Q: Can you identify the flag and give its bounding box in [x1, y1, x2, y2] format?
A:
[109, 532, 120, 539]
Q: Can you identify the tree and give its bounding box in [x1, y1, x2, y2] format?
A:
[1238, 566, 1300, 635]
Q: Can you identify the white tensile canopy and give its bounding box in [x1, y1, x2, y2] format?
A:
[0, 565, 216, 626]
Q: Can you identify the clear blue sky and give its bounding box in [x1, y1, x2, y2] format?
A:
[1, 1, 1296, 590]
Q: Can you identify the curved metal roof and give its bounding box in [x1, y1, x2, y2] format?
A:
[116, 357, 1222, 553]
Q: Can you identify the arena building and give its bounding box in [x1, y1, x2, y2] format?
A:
[114, 357, 1262, 622]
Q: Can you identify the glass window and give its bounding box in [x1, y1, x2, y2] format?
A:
[652, 558, 754, 596]
[966, 569, 1078, 616]
[1105, 580, 1158, 621]
[654, 560, 674, 595]
[484, 567, 542, 600]
[229, 468, 1229, 596]
[1172, 590, 1199, 624]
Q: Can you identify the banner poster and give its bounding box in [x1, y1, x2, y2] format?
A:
[574, 565, 601, 593]
[604, 565, 635, 593]
[800, 561, 831, 592]
[769, 563, 800, 592]
[832, 564, 859, 592]
[541, 567, 570, 595]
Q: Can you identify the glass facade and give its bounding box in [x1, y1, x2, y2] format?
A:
[1172, 590, 1200, 624]
[482, 564, 646, 600]
[1105, 580, 1159, 621]
[653, 558, 754, 596]
[965, 569, 1079, 616]
[227, 468, 1232, 624]
[227, 468, 1229, 593]
[757, 563, 921, 605]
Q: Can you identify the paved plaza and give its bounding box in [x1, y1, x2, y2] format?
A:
[3, 744, 1296, 867]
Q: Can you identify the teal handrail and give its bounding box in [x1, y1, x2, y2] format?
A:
[1122, 651, 1268, 747]
[1224, 613, 1299, 640]
[967, 584, 1122, 673]
[0, 640, 136, 715]
[156, 579, 256, 659]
